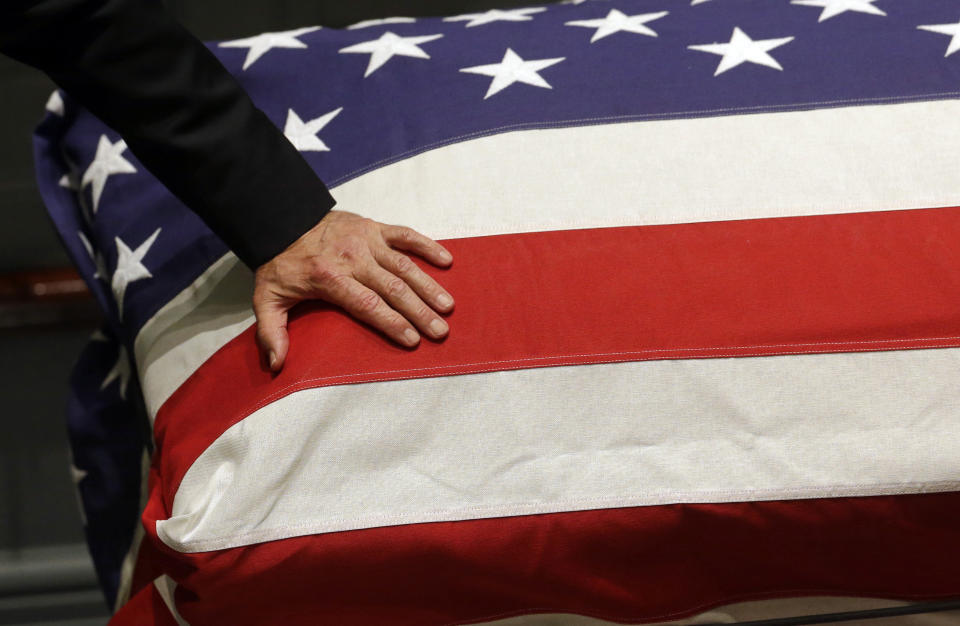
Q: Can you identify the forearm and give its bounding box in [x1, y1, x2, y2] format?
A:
[1, 0, 335, 269]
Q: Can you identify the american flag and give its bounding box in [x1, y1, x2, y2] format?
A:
[33, 0, 960, 622]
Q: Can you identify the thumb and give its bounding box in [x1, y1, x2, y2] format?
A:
[253, 294, 290, 372]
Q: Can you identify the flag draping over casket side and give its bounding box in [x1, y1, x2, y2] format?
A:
[31, 0, 960, 623]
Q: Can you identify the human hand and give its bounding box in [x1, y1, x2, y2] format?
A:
[253, 209, 455, 372]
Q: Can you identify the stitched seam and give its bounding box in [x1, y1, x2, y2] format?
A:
[241, 338, 960, 417]
[326, 92, 960, 188]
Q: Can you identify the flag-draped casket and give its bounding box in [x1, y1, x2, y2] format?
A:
[32, 0, 960, 623]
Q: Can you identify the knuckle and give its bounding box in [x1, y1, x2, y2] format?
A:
[355, 290, 381, 313]
[309, 270, 350, 301]
[415, 304, 434, 322]
[385, 276, 407, 298]
[327, 273, 353, 296]
[396, 227, 416, 244]
[392, 254, 414, 275]
[252, 286, 282, 315]
[356, 218, 379, 237]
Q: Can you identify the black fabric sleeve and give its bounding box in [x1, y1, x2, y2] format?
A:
[1, 0, 336, 270]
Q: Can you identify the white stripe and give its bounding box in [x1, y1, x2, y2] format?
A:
[134, 99, 960, 422]
[335, 99, 960, 241]
[157, 347, 960, 552]
[479, 597, 960, 624]
[134, 253, 254, 420]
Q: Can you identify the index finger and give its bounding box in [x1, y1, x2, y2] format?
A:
[380, 224, 453, 266]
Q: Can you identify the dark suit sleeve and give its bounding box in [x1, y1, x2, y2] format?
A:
[0, 0, 336, 270]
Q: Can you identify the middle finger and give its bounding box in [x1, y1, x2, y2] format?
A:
[359, 262, 450, 340]
[376, 248, 455, 314]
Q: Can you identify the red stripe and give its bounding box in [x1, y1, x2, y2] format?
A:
[138, 493, 960, 625]
[140, 207, 960, 620]
[153, 206, 960, 510]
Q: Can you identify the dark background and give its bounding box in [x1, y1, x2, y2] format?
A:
[0, 1, 535, 624]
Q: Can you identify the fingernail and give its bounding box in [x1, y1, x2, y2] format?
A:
[269, 351, 277, 369]
[404, 329, 420, 345]
[437, 293, 453, 308]
[430, 318, 448, 336]
[440, 250, 452, 262]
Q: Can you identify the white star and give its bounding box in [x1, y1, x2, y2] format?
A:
[339, 31, 443, 77]
[688, 27, 795, 76]
[112, 228, 160, 318]
[347, 16, 416, 29]
[100, 344, 131, 399]
[219, 26, 320, 71]
[444, 8, 547, 28]
[566, 9, 668, 43]
[46, 90, 64, 116]
[918, 20, 960, 57]
[460, 48, 565, 99]
[791, 0, 885, 22]
[284, 107, 343, 151]
[691, 0, 712, 4]
[78, 231, 107, 280]
[82, 135, 137, 214]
